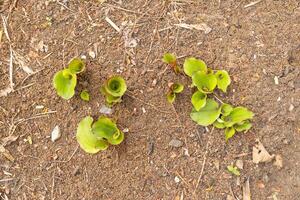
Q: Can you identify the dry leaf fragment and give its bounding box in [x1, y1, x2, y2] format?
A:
[253, 140, 275, 164]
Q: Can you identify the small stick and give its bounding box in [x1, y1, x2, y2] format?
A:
[53, 145, 79, 163]
[51, 170, 56, 200]
[105, 16, 120, 33]
[0, 178, 14, 183]
[104, 3, 145, 15]
[244, 0, 262, 8]
[193, 127, 215, 195]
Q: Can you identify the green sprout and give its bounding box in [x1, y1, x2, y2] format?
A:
[80, 90, 90, 101]
[163, 54, 254, 141]
[53, 58, 85, 100]
[76, 116, 124, 154]
[100, 76, 127, 106]
[227, 164, 240, 176]
[166, 83, 184, 103]
[162, 53, 181, 74]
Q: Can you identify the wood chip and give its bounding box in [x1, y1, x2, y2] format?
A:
[273, 155, 283, 169]
[1, 135, 19, 146]
[243, 178, 251, 200]
[105, 16, 120, 32]
[174, 23, 212, 34]
[253, 140, 275, 164]
[0, 145, 15, 161]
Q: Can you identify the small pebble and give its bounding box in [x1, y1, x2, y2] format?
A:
[51, 125, 61, 142]
[274, 76, 279, 85]
[142, 107, 146, 113]
[122, 128, 129, 133]
[169, 139, 183, 148]
[289, 104, 294, 112]
[277, 97, 281, 102]
[88, 50, 96, 59]
[174, 176, 180, 183]
[35, 105, 44, 109]
[99, 105, 113, 115]
[81, 55, 87, 60]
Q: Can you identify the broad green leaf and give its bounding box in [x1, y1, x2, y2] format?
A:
[106, 95, 121, 106]
[167, 92, 176, 103]
[225, 127, 236, 141]
[162, 53, 176, 64]
[171, 83, 184, 93]
[80, 90, 90, 101]
[92, 116, 124, 145]
[221, 103, 233, 116]
[183, 57, 207, 77]
[192, 71, 217, 93]
[68, 58, 85, 74]
[234, 121, 252, 132]
[104, 76, 127, 97]
[191, 91, 207, 111]
[227, 165, 240, 176]
[53, 69, 77, 100]
[76, 116, 109, 154]
[224, 107, 254, 127]
[215, 70, 231, 92]
[190, 99, 221, 126]
[213, 121, 225, 129]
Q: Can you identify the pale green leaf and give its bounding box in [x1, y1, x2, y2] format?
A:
[224, 107, 254, 127]
[183, 57, 207, 77]
[53, 69, 77, 100]
[225, 127, 236, 141]
[215, 70, 231, 92]
[213, 120, 226, 129]
[190, 99, 221, 126]
[76, 116, 109, 154]
[68, 58, 85, 74]
[191, 91, 207, 111]
[162, 53, 176, 64]
[80, 90, 90, 101]
[234, 121, 252, 132]
[221, 103, 233, 116]
[192, 71, 217, 93]
[227, 165, 240, 176]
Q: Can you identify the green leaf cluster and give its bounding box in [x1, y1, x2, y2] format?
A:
[100, 76, 127, 106]
[167, 83, 184, 103]
[164, 55, 254, 141]
[53, 58, 85, 100]
[76, 116, 124, 154]
[227, 164, 240, 176]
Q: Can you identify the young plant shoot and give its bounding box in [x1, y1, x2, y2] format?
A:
[167, 83, 184, 103]
[53, 58, 85, 100]
[101, 76, 127, 107]
[80, 90, 90, 101]
[76, 116, 124, 154]
[164, 54, 254, 141]
[162, 53, 181, 74]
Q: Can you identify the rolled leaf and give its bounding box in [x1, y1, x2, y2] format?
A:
[213, 120, 226, 129]
[184, 57, 207, 77]
[215, 70, 231, 92]
[192, 71, 217, 93]
[191, 91, 207, 111]
[225, 127, 236, 141]
[167, 92, 176, 103]
[80, 90, 90, 101]
[53, 69, 77, 100]
[190, 99, 221, 126]
[68, 58, 85, 74]
[104, 76, 127, 97]
[162, 53, 176, 64]
[76, 116, 109, 154]
[171, 83, 184, 93]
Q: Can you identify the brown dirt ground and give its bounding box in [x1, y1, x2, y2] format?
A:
[0, 0, 300, 199]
